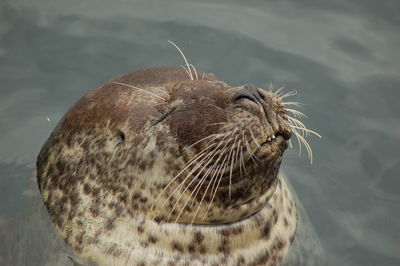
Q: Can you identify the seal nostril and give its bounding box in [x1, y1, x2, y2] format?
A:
[233, 92, 257, 103]
[117, 130, 125, 145]
[257, 88, 267, 100]
[233, 83, 262, 104]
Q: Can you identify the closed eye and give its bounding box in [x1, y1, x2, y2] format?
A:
[151, 106, 177, 126]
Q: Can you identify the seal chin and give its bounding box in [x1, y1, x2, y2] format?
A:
[257, 134, 290, 160]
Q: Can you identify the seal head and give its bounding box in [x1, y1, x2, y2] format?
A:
[37, 66, 296, 265]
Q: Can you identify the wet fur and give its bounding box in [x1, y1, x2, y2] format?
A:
[36, 66, 318, 265]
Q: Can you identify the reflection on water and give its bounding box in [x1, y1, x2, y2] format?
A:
[1, 0, 399, 265]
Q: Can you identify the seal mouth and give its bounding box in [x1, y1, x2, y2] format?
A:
[261, 130, 291, 145]
[256, 132, 290, 159]
[191, 130, 290, 188]
[260, 132, 290, 148]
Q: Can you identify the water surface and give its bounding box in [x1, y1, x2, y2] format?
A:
[1, 0, 399, 265]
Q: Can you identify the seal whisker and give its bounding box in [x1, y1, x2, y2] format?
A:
[206, 161, 225, 211]
[289, 124, 321, 138]
[168, 40, 193, 80]
[205, 169, 225, 219]
[235, 138, 244, 183]
[234, 141, 243, 193]
[242, 131, 260, 163]
[159, 147, 219, 212]
[191, 155, 229, 224]
[291, 128, 303, 157]
[239, 130, 250, 178]
[205, 122, 229, 129]
[244, 134, 260, 163]
[207, 103, 224, 111]
[285, 108, 307, 118]
[204, 151, 232, 218]
[287, 117, 309, 136]
[249, 128, 261, 148]
[275, 86, 285, 96]
[282, 101, 303, 107]
[172, 155, 219, 223]
[180, 65, 192, 79]
[111, 81, 166, 100]
[279, 90, 298, 99]
[149, 86, 170, 95]
[287, 115, 306, 126]
[268, 81, 273, 92]
[172, 143, 231, 222]
[151, 149, 209, 198]
[208, 140, 236, 207]
[166, 131, 236, 220]
[288, 116, 307, 128]
[184, 134, 219, 151]
[152, 131, 235, 209]
[228, 134, 240, 198]
[166, 150, 218, 221]
[203, 162, 229, 219]
[293, 130, 315, 163]
[240, 145, 249, 177]
[188, 64, 199, 80]
[291, 129, 313, 163]
[150, 145, 218, 212]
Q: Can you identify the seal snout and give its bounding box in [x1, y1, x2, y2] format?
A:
[232, 83, 292, 143]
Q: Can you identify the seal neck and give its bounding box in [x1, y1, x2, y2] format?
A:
[78, 175, 297, 266]
[191, 177, 280, 226]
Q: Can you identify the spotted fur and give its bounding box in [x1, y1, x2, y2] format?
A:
[37, 67, 300, 265]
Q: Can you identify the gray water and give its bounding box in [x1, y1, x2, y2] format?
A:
[1, 0, 399, 265]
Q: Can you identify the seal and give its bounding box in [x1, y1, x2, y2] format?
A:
[36, 64, 323, 265]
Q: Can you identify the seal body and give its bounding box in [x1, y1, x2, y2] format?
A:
[36, 66, 323, 265]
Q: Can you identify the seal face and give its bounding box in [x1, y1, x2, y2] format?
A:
[37, 66, 299, 265]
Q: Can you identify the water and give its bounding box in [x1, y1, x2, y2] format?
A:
[1, 0, 399, 265]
